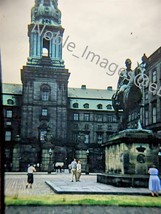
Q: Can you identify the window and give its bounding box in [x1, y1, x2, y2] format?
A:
[41, 85, 50, 101]
[145, 110, 149, 126]
[107, 125, 112, 130]
[98, 125, 102, 130]
[152, 69, 157, 83]
[6, 121, 12, 126]
[83, 103, 89, 109]
[97, 104, 103, 109]
[42, 108, 48, 116]
[73, 113, 79, 121]
[73, 103, 79, 108]
[106, 104, 112, 110]
[152, 105, 157, 123]
[42, 91, 49, 101]
[5, 131, 11, 141]
[84, 134, 89, 144]
[73, 124, 78, 130]
[145, 92, 148, 100]
[113, 115, 117, 122]
[85, 124, 89, 130]
[97, 114, 103, 122]
[84, 113, 90, 121]
[7, 99, 14, 105]
[40, 130, 47, 142]
[97, 133, 103, 144]
[107, 115, 113, 122]
[6, 110, 12, 118]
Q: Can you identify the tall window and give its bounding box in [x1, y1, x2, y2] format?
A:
[42, 108, 48, 116]
[84, 113, 90, 121]
[98, 125, 102, 130]
[145, 109, 149, 126]
[145, 92, 148, 100]
[84, 134, 89, 144]
[41, 85, 50, 101]
[5, 131, 11, 141]
[6, 110, 12, 118]
[152, 105, 157, 123]
[73, 113, 79, 121]
[107, 125, 112, 130]
[40, 130, 47, 142]
[97, 114, 103, 122]
[107, 115, 113, 122]
[152, 69, 157, 83]
[97, 133, 103, 144]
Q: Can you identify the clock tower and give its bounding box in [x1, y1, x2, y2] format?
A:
[20, 0, 70, 170]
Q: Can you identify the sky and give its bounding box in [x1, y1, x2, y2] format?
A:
[0, 0, 161, 90]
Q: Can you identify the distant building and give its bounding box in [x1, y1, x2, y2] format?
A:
[142, 47, 161, 137]
[2, 82, 117, 172]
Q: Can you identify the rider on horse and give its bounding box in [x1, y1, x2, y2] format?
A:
[114, 58, 134, 107]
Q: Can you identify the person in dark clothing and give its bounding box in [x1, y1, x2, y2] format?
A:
[26, 164, 36, 189]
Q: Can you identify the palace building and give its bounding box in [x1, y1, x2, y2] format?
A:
[2, 1, 161, 172]
[2, 0, 117, 172]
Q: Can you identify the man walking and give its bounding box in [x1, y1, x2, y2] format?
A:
[70, 158, 77, 182]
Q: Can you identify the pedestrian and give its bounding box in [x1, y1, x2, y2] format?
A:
[148, 164, 161, 196]
[26, 163, 36, 189]
[76, 160, 81, 182]
[70, 158, 77, 182]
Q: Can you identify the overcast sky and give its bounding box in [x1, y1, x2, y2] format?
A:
[0, 0, 161, 90]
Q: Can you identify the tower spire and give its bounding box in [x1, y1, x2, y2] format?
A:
[31, 0, 61, 26]
[28, 0, 64, 67]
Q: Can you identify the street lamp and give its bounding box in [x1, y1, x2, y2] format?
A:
[86, 149, 89, 175]
[48, 148, 53, 174]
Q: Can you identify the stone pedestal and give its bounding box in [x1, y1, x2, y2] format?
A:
[97, 129, 160, 187]
[105, 129, 159, 175]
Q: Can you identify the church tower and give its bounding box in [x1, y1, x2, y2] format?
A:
[20, 0, 70, 170]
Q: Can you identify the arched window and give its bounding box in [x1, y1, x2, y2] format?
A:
[106, 104, 112, 110]
[40, 84, 50, 101]
[83, 103, 89, 108]
[7, 99, 14, 105]
[73, 103, 79, 108]
[97, 104, 103, 109]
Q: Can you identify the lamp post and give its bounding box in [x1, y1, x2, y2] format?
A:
[86, 149, 89, 175]
[48, 148, 53, 174]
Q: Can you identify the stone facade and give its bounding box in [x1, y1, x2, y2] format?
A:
[104, 129, 160, 175]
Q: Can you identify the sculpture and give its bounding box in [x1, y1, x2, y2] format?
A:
[112, 56, 148, 130]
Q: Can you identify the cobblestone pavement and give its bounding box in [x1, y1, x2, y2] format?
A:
[5, 172, 56, 196]
[5, 171, 150, 197]
[4, 172, 161, 214]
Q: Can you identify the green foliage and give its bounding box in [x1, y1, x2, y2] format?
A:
[5, 195, 161, 207]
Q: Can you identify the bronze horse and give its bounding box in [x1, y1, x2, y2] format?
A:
[112, 63, 145, 131]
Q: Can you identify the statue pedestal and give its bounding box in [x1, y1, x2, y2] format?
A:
[97, 129, 160, 187]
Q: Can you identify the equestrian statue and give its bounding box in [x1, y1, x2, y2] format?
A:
[112, 55, 148, 131]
